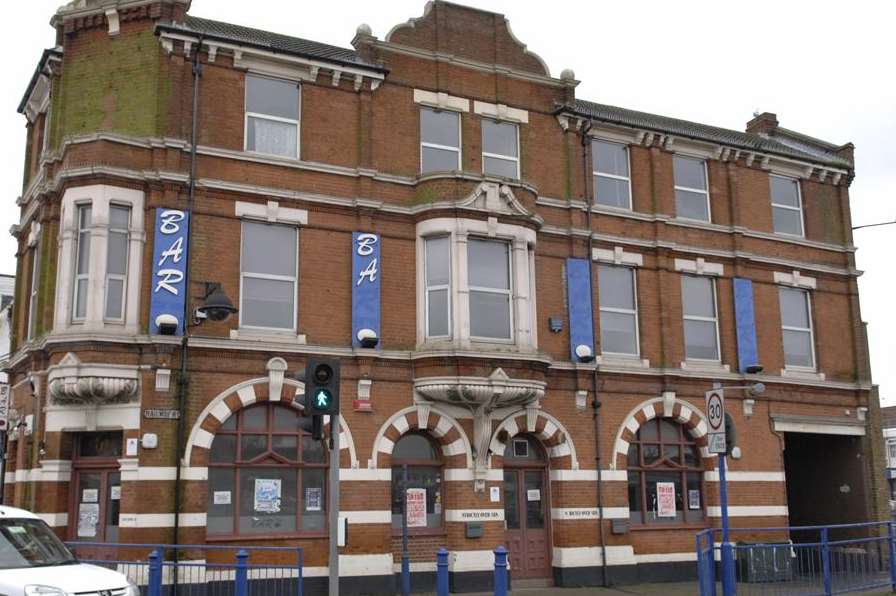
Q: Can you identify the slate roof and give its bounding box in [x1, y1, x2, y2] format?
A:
[561, 99, 852, 169]
[156, 15, 386, 72]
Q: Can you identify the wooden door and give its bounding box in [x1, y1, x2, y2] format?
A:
[503, 436, 551, 579]
[69, 432, 123, 559]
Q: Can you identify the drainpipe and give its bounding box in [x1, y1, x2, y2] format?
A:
[580, 120, 609, 586]
[173, 34, 204, 552]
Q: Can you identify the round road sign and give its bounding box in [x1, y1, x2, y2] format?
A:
[706, 392, 724, 431]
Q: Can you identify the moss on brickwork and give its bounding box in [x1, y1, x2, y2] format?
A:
[53, 28, 168, 144]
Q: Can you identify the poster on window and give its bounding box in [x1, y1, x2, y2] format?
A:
[110, 486, 121, 501]
[688, 489, 701, 510]
[656, 482, 676, 517]
[77, 503, 100, 537]
[306, 487, 322, 512]
[254, 478, 282, 513]
[213, 491, 231, 505]
[82, 488, 98, 503]
[406, 488, 427, 528]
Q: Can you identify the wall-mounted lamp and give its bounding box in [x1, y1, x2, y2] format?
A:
[193, 282, 238, 324]
[575, 344, 595, 363]
[356, 328, 379, 349]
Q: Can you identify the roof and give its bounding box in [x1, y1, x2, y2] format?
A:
[560, 99, 853, 170]
[0, 506, 40, 520]
[17, 48, 63, 115]
[156, 15, 386, 72]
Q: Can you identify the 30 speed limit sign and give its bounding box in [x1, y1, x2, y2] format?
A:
[705, 389, 726, 454]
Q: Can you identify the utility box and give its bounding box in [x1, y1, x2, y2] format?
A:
[465, 522, 483, 538]
[736, 541, 793, 582]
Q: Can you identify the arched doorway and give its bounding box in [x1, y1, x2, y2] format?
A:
[503, 434, 550, 579]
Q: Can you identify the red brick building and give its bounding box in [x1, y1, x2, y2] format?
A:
[5, 0, 887, 592]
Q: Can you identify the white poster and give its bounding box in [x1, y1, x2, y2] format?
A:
[110, 486, 121, 501]
[254, 478, 282, 513]
[306, 487, 322, 512]
[213, 491, 231, 505]
[406, 488, 427, 528]
[527, 489, 541, 502]
[490, 486, 500, 503]
[688, 489, 701, 510]
[77, 503, 100, 537]
[656, 482, 676, 518]
[82, 489, 98, 503]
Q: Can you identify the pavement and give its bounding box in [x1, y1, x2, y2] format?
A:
[417, 584, 896, 595]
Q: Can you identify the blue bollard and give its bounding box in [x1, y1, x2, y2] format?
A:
[436, 548, 449, 596]
[148, 549, 162, 596]
[235, 549, 249, 596]
[493, 546, 508, 596]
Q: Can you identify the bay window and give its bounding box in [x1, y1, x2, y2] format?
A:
[104, 205, 130, 321]
[245, 74, 300, 159]
[73, 205, 91, 321]
[468, 238, 512, 340]
[239, 221, 298, 331]
[424, 236, 451, 338]
[681, 275, 720, 361]
[779, 287, 815, 369]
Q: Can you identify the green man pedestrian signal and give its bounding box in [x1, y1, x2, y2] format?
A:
[305, 357, 340, 417]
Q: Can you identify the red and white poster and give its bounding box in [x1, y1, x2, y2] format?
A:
[406, 488, 427, 527]
[656, 482, 676, 518]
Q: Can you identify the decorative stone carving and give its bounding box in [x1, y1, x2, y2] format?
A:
[47, 353, 139, 405]
[457, 182, 531, 218]
[415, 368, 546, 481]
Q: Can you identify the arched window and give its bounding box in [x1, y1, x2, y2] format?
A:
[391, 433, 443, 531]
[207, 403, 327, 537]
[627, 418, 704, 525]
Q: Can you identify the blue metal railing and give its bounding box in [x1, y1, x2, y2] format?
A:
[697, 521, 896, 596]
[66, 542, 304, 596]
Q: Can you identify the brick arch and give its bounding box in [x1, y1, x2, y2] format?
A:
[183, 376, 358, 469]
[610, 393, 712, 470]
[371, 405, 472, 469]
[488, 410, 579, 470]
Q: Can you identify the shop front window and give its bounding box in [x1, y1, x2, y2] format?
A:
[391, 433, 443, 531]
[627, 418, 704, 525]
[207, 403, 327, 537]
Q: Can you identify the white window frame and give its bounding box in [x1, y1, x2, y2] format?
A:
[72, 203, 91, 323]
[770, 174, 805, 237]
[592, 139, 633, 210]
[54, 185, 144, 335]
[673, 155, 711, 222]
[779, 286, 816, 371]
[467, 236, 514, 343]
[420, 107, 462, 173]
[481, 119, 520, 179]
[415, 218, 537, 351]
[238, 221, 299, 334]
[423, 235, 452, 339]
[243, 73, 301, 160]
[103, 203, 131, 323]
[598, 264, 640, 357]
[27, 241, 41, 340]
[887, 440, 896, 463]
[681, 274, 721, 362]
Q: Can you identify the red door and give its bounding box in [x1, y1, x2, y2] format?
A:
[503, 436, 551, 579]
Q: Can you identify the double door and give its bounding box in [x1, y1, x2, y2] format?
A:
[503, 468, 550, 579]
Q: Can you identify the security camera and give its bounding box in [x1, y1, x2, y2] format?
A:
[155, 313, 180, 336]
[575, 344, 595, 363]
[357, 328, 379, 349]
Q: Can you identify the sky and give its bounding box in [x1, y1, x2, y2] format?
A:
[2, 1, 893, 402]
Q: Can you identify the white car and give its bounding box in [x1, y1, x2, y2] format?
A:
[0, 505, 137, 596]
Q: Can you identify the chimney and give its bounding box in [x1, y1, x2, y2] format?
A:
[746, 112, 779, 135]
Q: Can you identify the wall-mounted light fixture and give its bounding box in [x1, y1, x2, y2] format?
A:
[575, 344, 595, 363]
[193, 282, 237, 324]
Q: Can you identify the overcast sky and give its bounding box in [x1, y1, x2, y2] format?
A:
[3, 1, 893, 403]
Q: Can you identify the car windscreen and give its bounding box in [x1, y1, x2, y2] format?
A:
[0, 518, 77, 569]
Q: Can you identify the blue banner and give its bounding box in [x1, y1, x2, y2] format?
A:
[733, 277, 759, 372]
[149, 209, 189, 335]
[352, 232, 381, 348]
[566, 258, 595, 361]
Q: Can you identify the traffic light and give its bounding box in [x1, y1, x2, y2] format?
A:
[724, 412, 737, 456]
[305, 357, 340, 417]
[293, 393, 325, 440]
